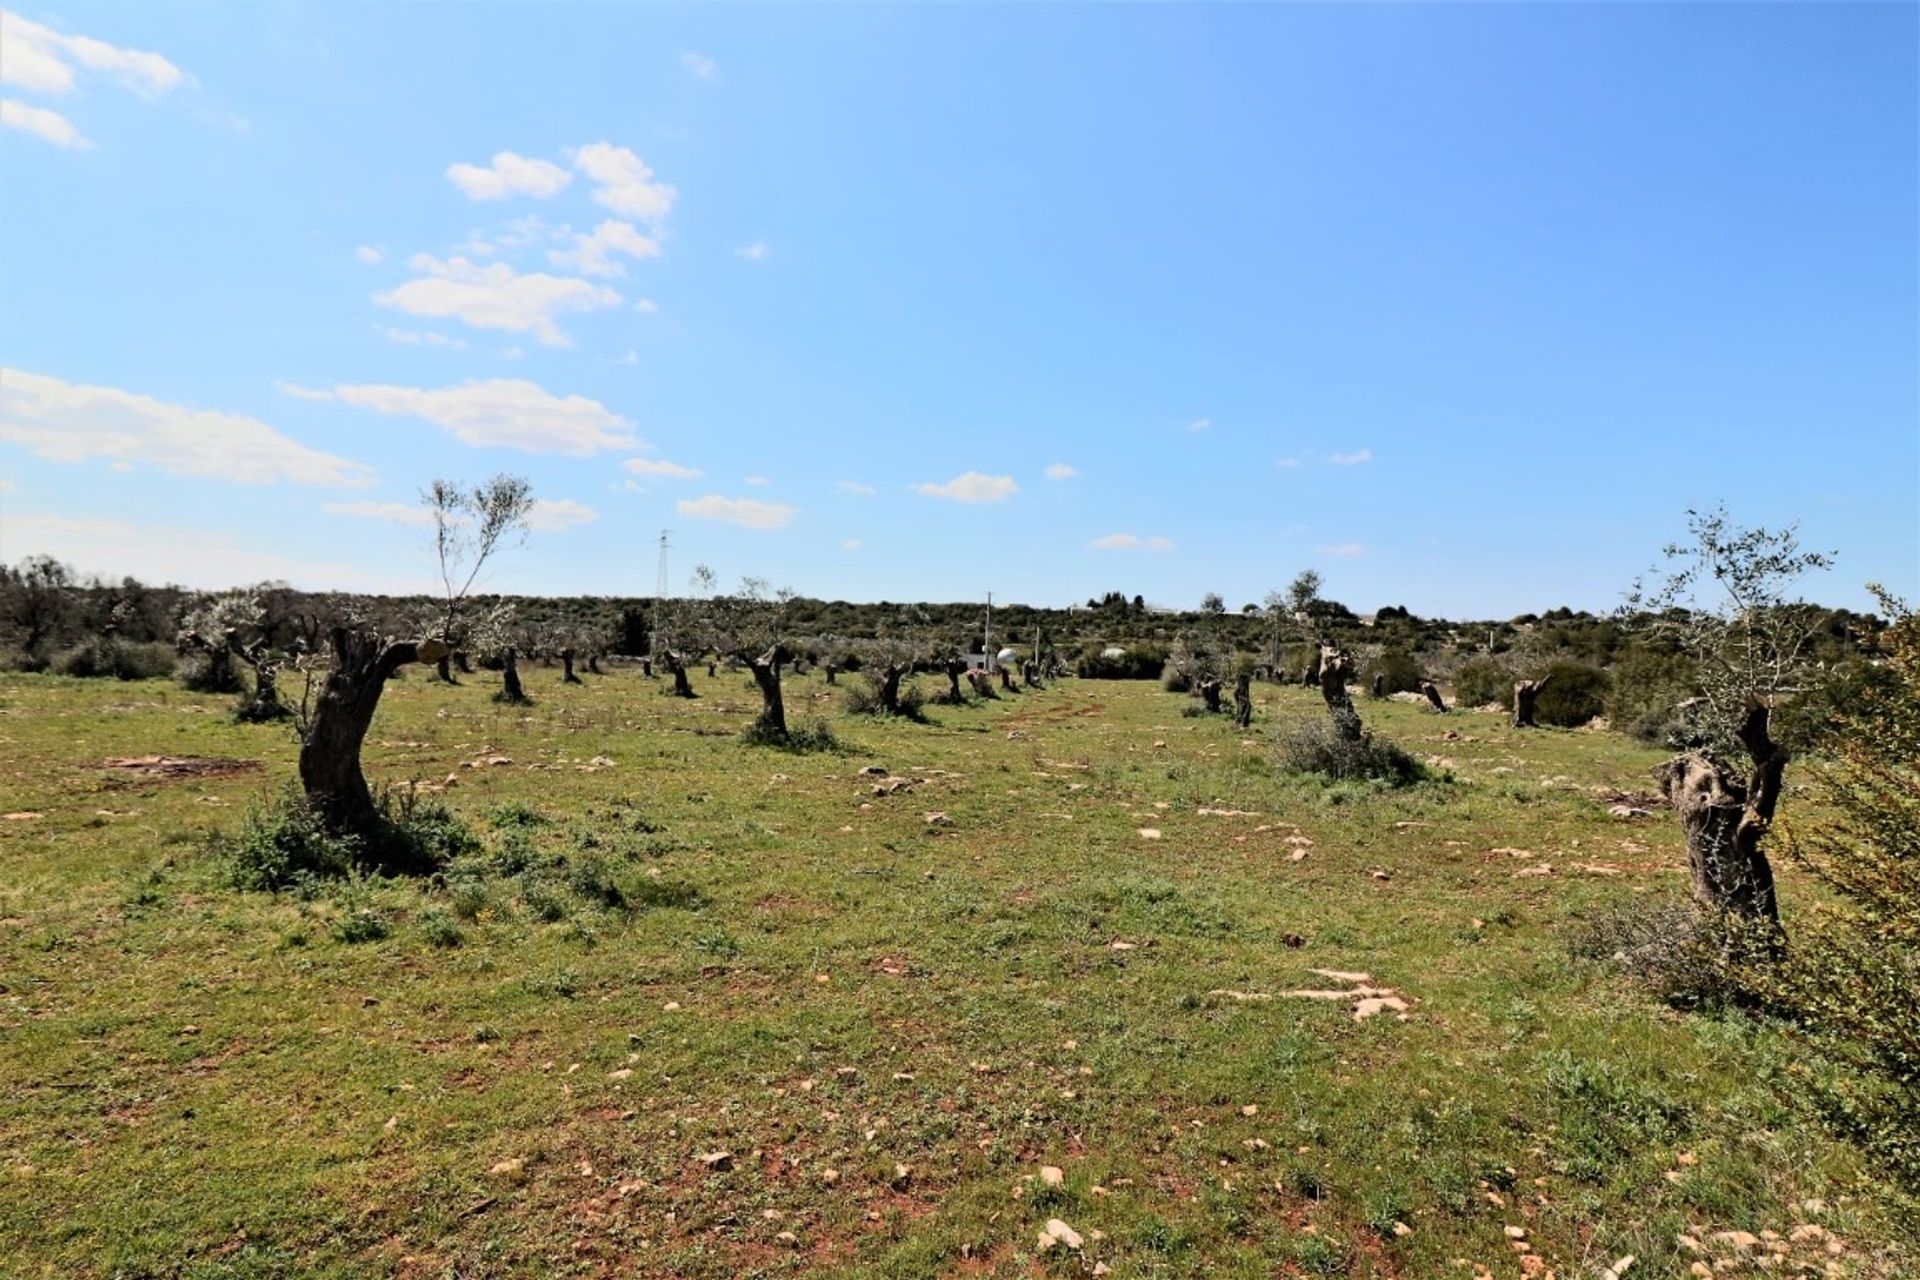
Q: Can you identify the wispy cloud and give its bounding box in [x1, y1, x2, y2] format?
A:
[446, 150, 571, 201]
[526, 498, 598, 532]
[1185, 417, 1210, 433]
[841, 538, 862, 551]
[375, 254, 619, 346]
[570, 142, 676, 224]
[281, 377, 635, 455]
[680, 50, 720, 82]
[1275, 456, 1303, 469]
[744, 474, 771, 486]
[355, 244, 384, 265]
[1089, 533, 1174, 551]
[1318, 542, 1367, 557]
[677, 494, 796, 531]
[0, 11, 190, 98]
[548, 219, 660, 278]
[322, 500, 433, 526]
[912, 472, 1018, 504]
[0, 98, 87, 147]
[1044, 462, 1078, 480]
[735, 241, 770, 263]
[837, 480, 876, 497]
[624, 457, 701, 479]
[382, 326, 467, 349]
[3, 369, 374, 487]
[1328, 449, 1372, 465]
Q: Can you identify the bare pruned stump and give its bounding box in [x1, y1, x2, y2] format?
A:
[999, 666, 1015, 692]
[435, 654, 455, 683]
[561, 648, 582, 684]
[944, 658, 966, 704]
[1318, 645, 1364, 741]
[1653, 699, 1785, 926]
[747, 645, 787, 740]
[499, 647, 530, 704]
[299, 631, 439, 842]
[1370, 673, 1385, 699]
[1420, 681, 1448, 713]
[1512, 675, 1550, 728]
[662, 652, 694, 698]
[454, 650, 473, 674]
[640, 657, 654, 678]
[967, 669, 997, 699]
[1198, 678, 1223, 714]
[236, 664, 291, 723]
[1023, 661, 1042, 690]
[1232, 674, 1253, 729]
[877, 663, 909, 715]
[824, 662, 838, 685]
[587, 653, 603, 675]
[1303, 651, 1322, 688]
[707, 661, 718, 679]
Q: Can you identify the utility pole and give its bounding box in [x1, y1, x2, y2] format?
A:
[984, 591, 993, 672]
[655, 530, 672, 601]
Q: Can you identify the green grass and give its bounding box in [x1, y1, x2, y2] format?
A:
[0, 666, 1904, 1277]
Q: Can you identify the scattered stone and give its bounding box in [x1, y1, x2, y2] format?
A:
[697, 1151, 734, 1171]
[1037, 1218, 1084, 1250]
[1392, 1221, 1414, 1238]
[1504, 1225, 1528, 1240]
[2, 812, 44, 821]
[1040, 1165, 1065, 1188]
[1137, 827, 1162, 840]
[488, 1158, 528, 1184]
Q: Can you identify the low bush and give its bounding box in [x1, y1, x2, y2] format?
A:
[1362, 645, 1423, 696]
[217, 786, 479, 889]
[51, 637, 175, 680]
[1607, 645, 1699, 745]
[1534, 660, 1612, 727]
[843, 675, 926, 720]
[1276, 718, 1427, 786]
[1450, 657, 1512, 709]
[1075, 644, 1166, 680]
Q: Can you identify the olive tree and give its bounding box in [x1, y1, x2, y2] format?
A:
[295, 474, 532, 845]
[1627, 506, 1835, 926]
[1, 555, 77, 669]
[695, 568, 797, 740]
[178, 589, 291, 721]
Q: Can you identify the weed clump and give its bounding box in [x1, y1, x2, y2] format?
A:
[1276, 718, 1428, 787]
[216, 786, 479, 890]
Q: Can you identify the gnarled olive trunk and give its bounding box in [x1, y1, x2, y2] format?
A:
[587, 653, 603, 675]
[561, 648, 581, 684]
[1513, 675, 1550, 728]
[1232, 674, 1253, 728]
[1420, 681, 1448, 713]
[998, 665, 1015, 692]
[748, 647, 787, 739]
[237, 660, 291, 723]
[500, 647, 528, 704]
[945, 658, 965, 703]
[1653, 700, 1785, 926]
[878, 663, 907, 715]
[1370, 673, 1385, 699]
[1318, 646, 1363, 742]
[1198, 678, 1223, 713]
[298, 630, 434, 839]
[454, 649, 473, 674]
[664, 652, 694, 698]
[824, 662, 838, 685]
[968, 669, 997, 699]
[435, 654, 454, 683]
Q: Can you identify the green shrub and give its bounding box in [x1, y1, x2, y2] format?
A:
[1160, 662, 1192, 693]
[220, 790, 361, 891]
[1276, 718, 1427, 787]
[333, 906, 391, 945]
[52, 637, 175, 680]
[1607, 645, 1699, 744]
[1534, 660, 1611, 727]
[565, 855, 627, 911]
[1450, 658, 1512, 709]
[1075, 644, 1166, 679]
[843, 675, 926, 719]
[178, 651, 243, 694]
[1363, 646, 1422, 696]
[520, 878, 569, 922]
[418, 907, 463, 948]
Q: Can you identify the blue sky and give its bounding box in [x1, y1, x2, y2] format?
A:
[1, 2, 1914, 616]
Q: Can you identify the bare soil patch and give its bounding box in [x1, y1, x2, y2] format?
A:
[97, 755, 262, 781]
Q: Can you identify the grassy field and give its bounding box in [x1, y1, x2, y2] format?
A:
[0, 666, 1905, 1279]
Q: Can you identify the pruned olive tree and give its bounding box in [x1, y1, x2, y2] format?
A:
[695, 568, 797, 741]
[0, 555, 77, 671]
[422, 476, 533, 683]
[295, 474, 532, 846]
[1627, 506, 1835, 927]
[178, 589, 291, 722]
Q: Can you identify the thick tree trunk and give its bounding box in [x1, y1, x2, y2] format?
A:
[1370, 673, 1385, 699]
[1318, 645, 1364, 742]
[561, 648, 581, 684]
[664, 652, 694, 697]
[878, 664, 906, 715]
[968, 669, 997, 699]
[1198, 678, 1223, 713]
[1513, 675, 1550, 728]
[1303, 652, 1321, 688]
[1420, 681, 1448, 713]
[236, 661, 291, 722]
[641, 657, 654, 678]
[1653, 700, 1785, 925]
[998, 665, 1015, 692]
[1232, 674, 1253, 729]
[1023, 661, 1042, 689]
[435, 654, 454, 683]
[298, 631, 436, 842]
[454, 650, 473, 674]
[587, 653, 603, 675]
[707, 661, 717, 679]
[945, 658, 965, 703]
[500, 647, 528, 704]
[824, 662, 838, 685]
[747, 647, 787, 739]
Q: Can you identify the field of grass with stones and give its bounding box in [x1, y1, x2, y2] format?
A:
[0, 666, 1905, 1278]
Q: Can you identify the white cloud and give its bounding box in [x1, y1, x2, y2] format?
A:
[624, 457, 701, 479]
[0, 513, 382, 592]
[355, 244, 383, 265]
[1318, 542, 1367, 557]
[570, 143, 676, 224]
[548, 219, 660, 278]
[375, 254, 619, 346]
[2, 369, 374, 487]
[382, 327, 467, 349]
[744, 474, 770, 487]
[1329, 449, 1372, 465]
[322, 500, 433, 526]
[1275, 456, 1302, 469]
[1089, 533, 1174, 551]
[614, 350, 639, 366]
[526, 497, 598, 532]
[735, 241, 769, 263]
[1044, 462, 1078, 480]
[0, 98, 87, 147]
[1186, 417, 1211, 433]
[912, 472, 1018, 504]
[0, 11, 189, 98]
[283, 377, 635, 456]
[680, 51, 719, 81]
[633, 298, 659, 314]
[446, 150, 572, 201]
[841, 538, 862, 551]
[677, 494, 796, 531]
[837, 480, 876, 496]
